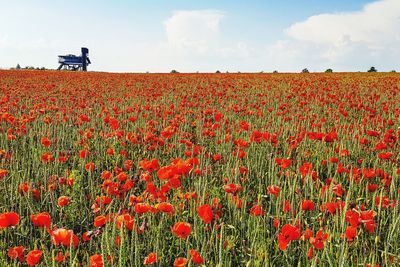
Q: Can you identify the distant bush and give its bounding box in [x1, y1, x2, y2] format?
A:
[170, 70, 179, 73]
[325, 69, 333, 73]
[367, 67, 377, 72]
[301, 68, 309, 73]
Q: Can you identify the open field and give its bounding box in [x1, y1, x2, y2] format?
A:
[0, 70, 399, 266]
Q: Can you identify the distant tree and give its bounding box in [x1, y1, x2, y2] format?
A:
[273, 70, 278, 73]
[216, 70, 221, 73]
[325, 68, 333, 73]
[16, 64, 21, 70]
[367, 66, 377, 72]
[170, 69, 179, 73]
[390, 70, 396, 73]
[301, 68, 309, 73]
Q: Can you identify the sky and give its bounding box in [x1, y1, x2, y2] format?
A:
[0, 0, 399, 72]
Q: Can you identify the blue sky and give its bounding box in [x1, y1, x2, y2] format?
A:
[0, 0, 399, 72]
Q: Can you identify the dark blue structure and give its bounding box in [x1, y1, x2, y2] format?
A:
[58, 47, 91, 71]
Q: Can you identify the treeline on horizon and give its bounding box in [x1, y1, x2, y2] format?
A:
[6, 65, 397, 73]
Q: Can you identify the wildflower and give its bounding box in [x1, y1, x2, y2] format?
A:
[172, 222, 192, 239]
[144, 252, 157, 265]
[198, 204, 213, 224]
[26, 249, 42, 266]
[278, 224, 301, 250]
[0, 212, 20, 228]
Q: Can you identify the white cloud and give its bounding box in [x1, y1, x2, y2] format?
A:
[164, 10, 224, 52]
[151, 9, 254, 72]
[278, 0, 400, 71]
[286, 0, 400, 45]
[156, 1, 400, 72]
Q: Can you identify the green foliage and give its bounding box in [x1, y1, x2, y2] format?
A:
[301, 68, 309, 73]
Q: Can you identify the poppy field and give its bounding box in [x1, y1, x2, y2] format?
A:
[0, 70, 399, 266]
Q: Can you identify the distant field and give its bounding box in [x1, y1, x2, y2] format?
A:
[0, 70, 399, 266]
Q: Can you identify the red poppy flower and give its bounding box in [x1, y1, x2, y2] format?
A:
[101, 170, 112, 180]
[0, 212, 20, 228]
[156, 202, 175, 215]
[0, 169, 8, 180]
[301, 200, 315, 211]
[282, 200, 291, 213]
[322, 202, 337, 215]
[223, 183, 242, 194]
[172, 222, 192, 239]
[85, 162, 95, 172]
[310, 230, 329, 250]
[31, 212, 51, 229]
[26, 249, 42, 266]
[324, 131, 338, 142]
[366, 130, 380, 137]
[273, 218, 280, 229]
[82, 231, 92, 241]
[116, 171, 128, 182]
[378, 152, 392, 160]
[275, 158, 292, 169]
[134, 203, 153, 214]
[198, 204, 213, 224]
[51, 228, 80, 248]
[345, 226, 357, 242]
[308, 247, 314, 259]
[173, 257, 188, 267]
[278, 224, 301, 250]
[124, 159, 133, 170]
[144, 252, 157, 265]
[79, 149, 90, 159]
[57, 196, 70, 207]
[367, 183, 378, 192]
[375, 142, 388, 151]
[94, 215, 107, 227]
[157, 165, 177, 180]
[7, 246, 24, 261]
[90, 254, 103, 267]
[189, 249, 204, 265]
[41, 137, 51, 147]
[303, 228, 313, 240]
[41, 152, 54, 163]
[139, 158, 160, 172]
[55, 252, 68, 263]
[116, 214, 134, 231]
[267, 185, 280, 197]
[249, 204, 264, 216]
[212, 153, 222, 161]
[299, 162, 313, 177]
